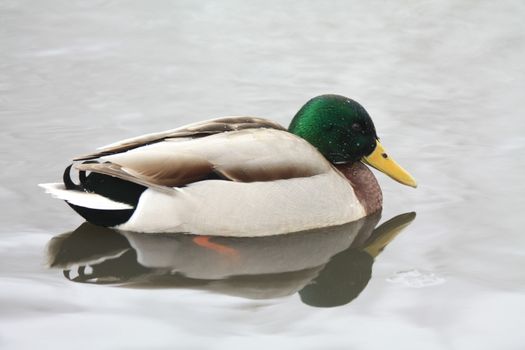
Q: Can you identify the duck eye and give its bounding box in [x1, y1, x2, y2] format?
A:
[351, 123, 363, 131]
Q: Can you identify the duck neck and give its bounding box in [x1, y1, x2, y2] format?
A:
[335, 162, 382, 215]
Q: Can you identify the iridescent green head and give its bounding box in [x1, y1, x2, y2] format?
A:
[289, 94, 417, 188]
[289, 94, 378, 163]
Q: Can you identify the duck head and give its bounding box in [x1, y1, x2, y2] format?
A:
[288, 94, 417, 188]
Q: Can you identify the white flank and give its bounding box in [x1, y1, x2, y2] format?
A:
[116, 172, 366, 236]
[38, 183, 133, 210]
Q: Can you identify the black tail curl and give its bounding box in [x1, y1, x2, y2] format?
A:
[62, 162, 147, 227]
[63, 164, 83, 191]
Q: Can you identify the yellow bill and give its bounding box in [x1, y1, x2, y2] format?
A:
[363, 140, 417, 188]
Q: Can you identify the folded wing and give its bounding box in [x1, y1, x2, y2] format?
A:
[72, 117, 332, 190]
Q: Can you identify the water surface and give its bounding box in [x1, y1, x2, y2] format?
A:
[1, 1, 524, 349]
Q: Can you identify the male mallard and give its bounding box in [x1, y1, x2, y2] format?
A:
[40, 94, 416, 236]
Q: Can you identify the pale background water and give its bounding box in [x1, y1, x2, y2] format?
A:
[1, 0, 524, 349]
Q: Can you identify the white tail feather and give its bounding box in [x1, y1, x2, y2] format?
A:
[39, 183, 133, 210]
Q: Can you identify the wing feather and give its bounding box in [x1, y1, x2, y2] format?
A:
[75, 116, 285, 161]
[72, 119, 332, 191]
[76, 152, 214, 191]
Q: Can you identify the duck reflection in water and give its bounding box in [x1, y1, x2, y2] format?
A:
[46, 212, 415, 308]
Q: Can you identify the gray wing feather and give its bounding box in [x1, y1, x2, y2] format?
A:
[75, 117, 285, 161]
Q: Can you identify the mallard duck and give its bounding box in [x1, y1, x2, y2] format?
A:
[40, 94, 416, 236]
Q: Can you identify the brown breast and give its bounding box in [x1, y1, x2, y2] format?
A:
[335, 162, 383, 215]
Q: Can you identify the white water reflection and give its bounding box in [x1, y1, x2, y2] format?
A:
[46, 213, 414, 307]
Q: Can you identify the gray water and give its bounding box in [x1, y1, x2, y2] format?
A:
[1, 1, 524, 349]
